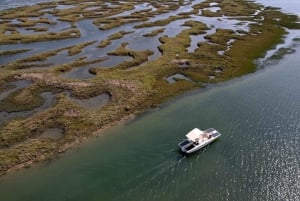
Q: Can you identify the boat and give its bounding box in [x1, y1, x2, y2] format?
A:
[178, 128, 221, 154]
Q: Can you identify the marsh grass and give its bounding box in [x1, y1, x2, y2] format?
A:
[0, 49, 30, 56]
[0, 29, 81, 45]
[143, 28, 165, 37]
[98, 31, 133, 48]
[204, 29, 240, 45]
[0, 86, 44, 112]
[68, 41, 96, 56]
[201, 9, 222, 17]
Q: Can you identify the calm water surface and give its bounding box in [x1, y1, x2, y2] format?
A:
[0, 1, 299, 201]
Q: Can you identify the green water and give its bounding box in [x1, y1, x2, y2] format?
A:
[0, 43, 299, 200]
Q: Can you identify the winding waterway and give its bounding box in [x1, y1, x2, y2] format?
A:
[0, 1, 299, 201]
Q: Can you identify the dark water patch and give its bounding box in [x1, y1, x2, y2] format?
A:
[70, 92, 110, 110]
[165, 73, 192, 84]
[39, 128, 64, 140]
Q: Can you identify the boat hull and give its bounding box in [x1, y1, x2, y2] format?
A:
[178, 128, 221, 154]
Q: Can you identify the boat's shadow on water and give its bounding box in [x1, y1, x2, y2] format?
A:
[176, 140, 221, 159]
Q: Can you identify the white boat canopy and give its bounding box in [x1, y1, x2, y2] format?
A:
[186, 128, 204, 142]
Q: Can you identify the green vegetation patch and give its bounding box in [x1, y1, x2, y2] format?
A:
[0, 29, 81, 45]
[224, 24, 286, 76]
[143, 28, 165, 37]
[0, 49, 30, 56]
[204, 29, 240, 45]
[201, 9, 222, 17]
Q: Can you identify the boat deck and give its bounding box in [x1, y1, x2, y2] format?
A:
[178, 128, 221, 154]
